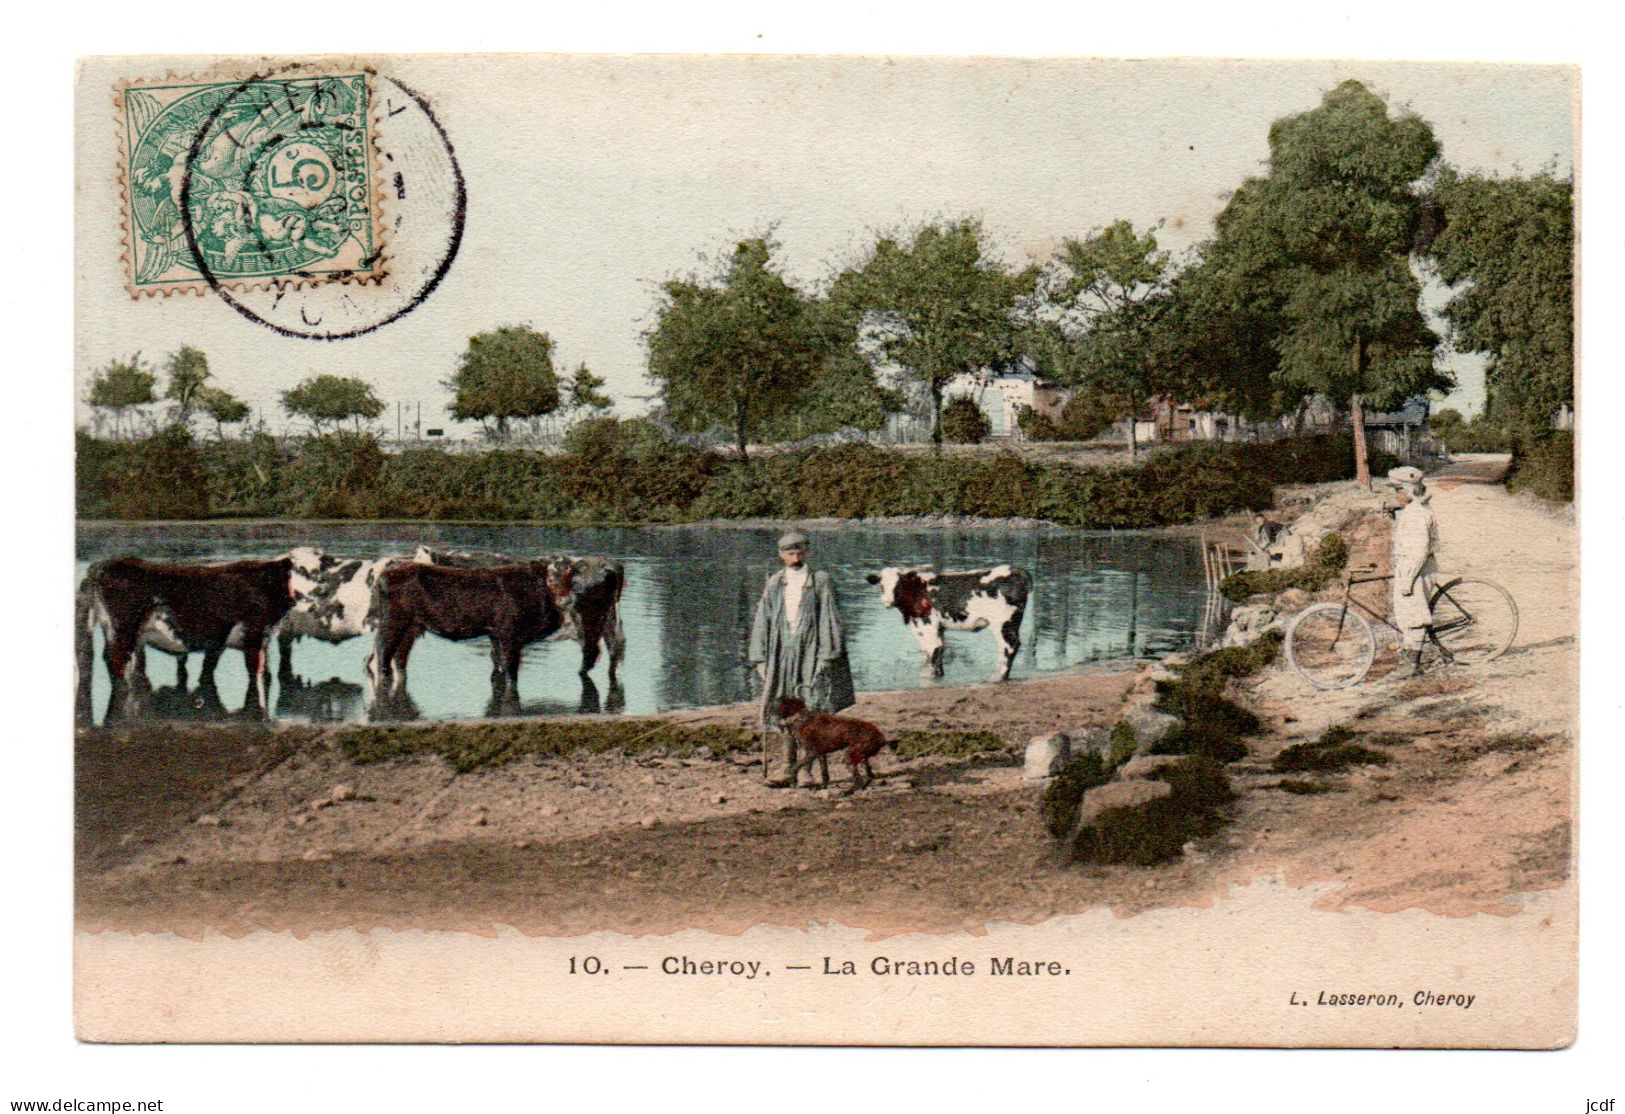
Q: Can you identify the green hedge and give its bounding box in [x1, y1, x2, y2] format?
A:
[1506, 431, 1574, 503]
[77, 429, 1384, 527]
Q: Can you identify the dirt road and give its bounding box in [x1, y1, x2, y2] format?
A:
[75, 459, 1576, 937]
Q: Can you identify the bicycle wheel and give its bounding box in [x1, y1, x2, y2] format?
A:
[1285, 603, 1377, 690]
[1428, 577, 1518, 665]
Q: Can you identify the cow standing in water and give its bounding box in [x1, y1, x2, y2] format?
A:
[78, 546, 329, 690]
[81, 556, 298, 713]
[371, 561, 564, 700]
[865, 564, 1031, 682]
[413, 546, 626, 680]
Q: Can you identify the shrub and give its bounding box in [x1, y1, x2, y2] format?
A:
[561, 416, 674, 462]
[1432, 410, 1513, 453]
[1068, 755, 1235, 865]
[1016, 395, 1117, 442]
[76, 427, 209, 520]
[284, 432, 387, 517]
[1219, 533, 1348, 602]
[940, 396, 992, 444]
[1506, 431, 1573, 502]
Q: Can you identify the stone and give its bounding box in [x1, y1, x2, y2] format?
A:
[1067, 726, 1111, 760]
[1023, 732, 1071, 782]
[539, 805, 560, 818]
[1121, 702, 1179, 751]
[330, 784, 355, 803]
[1276, 588, 1312, 612]
[301, 850, 333, 862]
[639, 815, 658, 829]
[1118, 755, 1183, 780]
[194, 813, 222, 827]
[1074, 778, 1172, 830]
[712, 793, 728, 805]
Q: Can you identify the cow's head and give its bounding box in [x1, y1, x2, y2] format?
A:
[285, 545, 332, 601]
[544, 558, 577, 607]
[866, 566, 934, 620]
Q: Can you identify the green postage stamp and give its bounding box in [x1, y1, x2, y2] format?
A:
[116, 69, 385, 295]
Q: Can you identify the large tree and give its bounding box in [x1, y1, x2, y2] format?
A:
[1025, 221, 1176, 459]
[446, 325, 563, 441]
[833, 220, 1037, 448]
[1430, 169, 1574, 435]
[1202, 80, 1454, 485]
[163, 345, 211, 422]
[281, 375, 384, 434]
[87, 356, 156, 439]
[194, 384, 251, 437]
[646, 238, 821, 460]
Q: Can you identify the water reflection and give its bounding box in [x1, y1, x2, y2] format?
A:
[76, 523, 1207, 725]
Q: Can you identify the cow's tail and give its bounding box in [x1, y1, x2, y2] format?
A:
[74, 572, 99, 719]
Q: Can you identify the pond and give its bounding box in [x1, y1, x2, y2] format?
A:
[75, 523, 1210, 725]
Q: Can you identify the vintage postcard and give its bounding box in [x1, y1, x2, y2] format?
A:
[72, 54, 1578, 1046]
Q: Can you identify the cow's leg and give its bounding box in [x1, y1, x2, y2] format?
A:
[172, 652, 190, 689]
[239, 634, 269, 716]
[488, 639, 506, 685]
[390, 626, 423, 693]
[605, 601, 626, 681]
[909, 618, 946, 678]
[818, 754, 831, 788]
[277, 631, 297, 682]
[199, 647, 223, 690]
[994, 613, 1022, 682]
[577, 612, 603, 675]
[503, 639, 525, 694]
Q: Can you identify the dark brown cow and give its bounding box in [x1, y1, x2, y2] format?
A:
[414, 546, 626, 679]
[85, 557, 296, 698]
[372, 562, 563, 697]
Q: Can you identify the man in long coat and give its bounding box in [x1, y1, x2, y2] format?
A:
[748, 530, 856, 787]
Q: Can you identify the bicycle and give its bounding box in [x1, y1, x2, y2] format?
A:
[1283, 565, 1519, 690]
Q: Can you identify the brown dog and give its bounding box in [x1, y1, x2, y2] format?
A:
[774, 697, 895, 792]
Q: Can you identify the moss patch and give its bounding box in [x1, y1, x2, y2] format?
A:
[1107, 720, 1139, 770]
[1272, 725, 1392, 774]
[1042, 752, 1112, 839]
[1219, 534, 1348, 602]
[1068, 755, 1236, 866]
[893, 729, 1009, 760]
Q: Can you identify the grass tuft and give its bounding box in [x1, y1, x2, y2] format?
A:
[1272, 724, 1392, 774]
[893, 729, 1009, 760]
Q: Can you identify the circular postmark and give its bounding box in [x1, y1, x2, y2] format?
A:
[175, 64, 465, 341]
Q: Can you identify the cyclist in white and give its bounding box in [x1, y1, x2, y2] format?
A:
[1387, 465, 1438, 677]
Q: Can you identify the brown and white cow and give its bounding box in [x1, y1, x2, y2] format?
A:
[865, 564, 1031, 682]
[82, 556, 298, 707]
[413, 546, 625, 679]
[371, 561, 564, 698]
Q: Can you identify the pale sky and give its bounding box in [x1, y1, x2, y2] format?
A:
[75, 56, 1576, 431]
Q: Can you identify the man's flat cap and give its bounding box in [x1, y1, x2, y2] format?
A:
[1385, 466, 1425, 487]
[778, 530, 810, 551]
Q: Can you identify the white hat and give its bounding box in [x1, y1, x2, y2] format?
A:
[1385, 466, 1425, 488]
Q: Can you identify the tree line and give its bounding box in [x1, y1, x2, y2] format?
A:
[84, 80, 1573, 490]
[84, 327, 614, 443]
[641, 79, 1572, 482]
